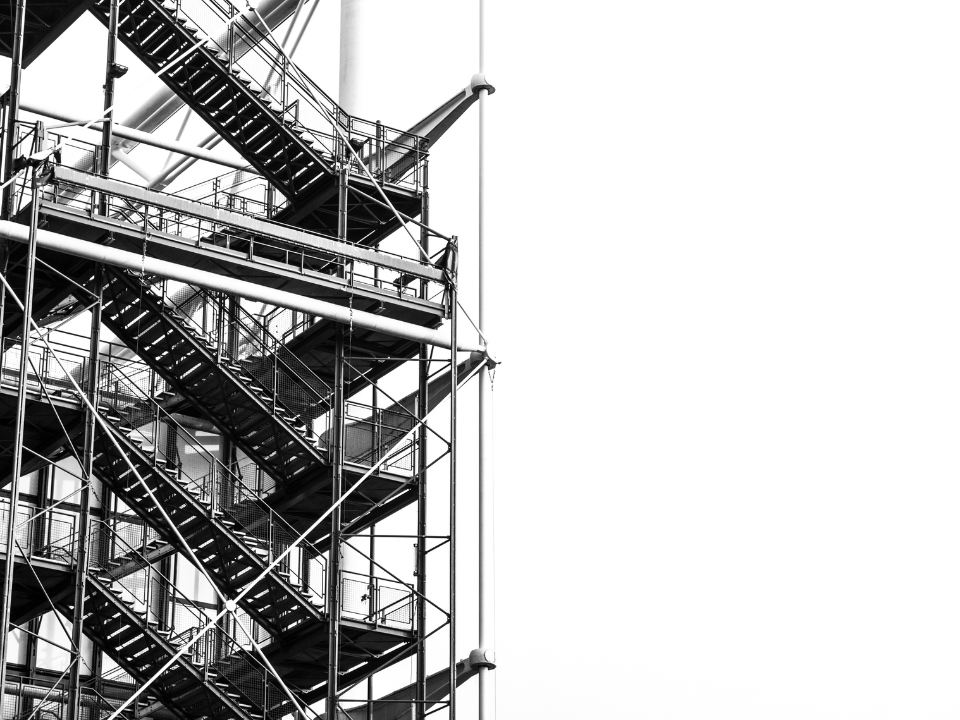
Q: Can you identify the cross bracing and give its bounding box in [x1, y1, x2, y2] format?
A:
[0, 0, 493, 718]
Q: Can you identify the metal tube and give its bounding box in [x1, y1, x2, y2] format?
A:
[0, 221, 483, 352]
[416, 158, 430, 720]
[1, 0, 27, 219]
[67, 266, 102, 720]
[19, 100, 249, 170]
[448, 275, 457, 720]
[478, 1, 496, 716]
[326, 329, 346, 720]
[326, 159, 350, 720]
[0, 163, 42, 700]
[99, 0, 120, 177]
[339, 0, 373, 117]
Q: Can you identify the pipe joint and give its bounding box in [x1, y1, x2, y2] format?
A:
[465, 648, 496, 671]
[471, 346, 499, 369]
[470, 73, 496, 96]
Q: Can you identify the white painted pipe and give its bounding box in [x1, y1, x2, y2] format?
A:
[0, 221, 479, 353]
[338, 0, 375, 118]
[113, 149, 153, 181]
[477, 3, 496, 720]
[20, 100, 249, 170]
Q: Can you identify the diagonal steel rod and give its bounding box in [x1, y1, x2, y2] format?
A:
[98, 395, 434, 720]
[0, 163, 40, 699]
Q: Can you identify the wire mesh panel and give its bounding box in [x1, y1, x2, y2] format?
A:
[340, 572, 414, 629]
[0, 501, 35, 557]
[379, 584, 414, 628]
[2, 691, 20, 720]
[341, 574, 371, 621]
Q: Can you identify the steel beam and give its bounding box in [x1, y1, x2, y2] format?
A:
[0, 221, 482, 352]
[1, 0, 27, 219]
[20, 101, 249, 170]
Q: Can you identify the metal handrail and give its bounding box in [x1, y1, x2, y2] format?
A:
[150, 279, 333, 426]
[163, 0, 426, 191]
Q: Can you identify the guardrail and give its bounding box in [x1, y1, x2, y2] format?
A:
[40, 169, 444, 306]
[166, 0, 426, 193]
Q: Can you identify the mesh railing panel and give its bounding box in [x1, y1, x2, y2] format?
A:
[156, 281, 332, 429]
[343, 402, 418, 476]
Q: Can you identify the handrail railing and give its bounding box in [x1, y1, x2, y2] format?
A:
[40, 173, 441, 302]
[0, 498, 78, 564]
[164, 0, 426, 193]
[97, 359, 333, 612]
[152, 279, 333, 428]
[87, 520, 292, 718]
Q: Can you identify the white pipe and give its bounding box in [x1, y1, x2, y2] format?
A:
[20, 100, 248, 170]
[338, 0, 375, 118]
[113, 149, 153, 181]
[0, 221, 480, 353]
[477, 1, 496, 719]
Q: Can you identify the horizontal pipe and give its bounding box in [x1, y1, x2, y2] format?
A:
[3, 682, 176, 719]
[19, 101, 249, 171]
[0, 221, 479, 353]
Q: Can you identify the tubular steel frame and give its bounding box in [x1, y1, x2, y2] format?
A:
[0, 5, 470, 720]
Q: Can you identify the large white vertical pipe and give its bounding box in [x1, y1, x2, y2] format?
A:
[337, 0, 370, 586]
[338, 0, 375, 117]
[477, 1, 496, 719]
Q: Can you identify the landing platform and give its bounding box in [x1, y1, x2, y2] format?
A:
[0, 0, 91, 67]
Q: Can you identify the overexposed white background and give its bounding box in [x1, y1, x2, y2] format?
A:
[9, 1, 960, 717]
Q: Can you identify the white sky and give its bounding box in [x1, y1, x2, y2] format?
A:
[6, 0, 960, 718]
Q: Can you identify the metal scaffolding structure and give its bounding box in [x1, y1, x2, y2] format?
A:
[0, 1, 496, 719]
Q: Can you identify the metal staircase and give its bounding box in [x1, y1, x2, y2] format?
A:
[88, 0, 425, 240]
[99, 267, 331, 492]
[93, 359, 327, 639]
[66, 521, 287, 720]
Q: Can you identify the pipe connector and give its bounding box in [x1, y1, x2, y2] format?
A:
[465, 648, 497, 671]
[470, 73, 496, 96]
[471, 345, 499, 369]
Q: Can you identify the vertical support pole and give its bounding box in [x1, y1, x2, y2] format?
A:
[366, 515, 375, 719]
[0, 163, 41, 701]
[326, 326, 345, 720]
[100, 0, 120, 179]
[447, 268, 457, 720]
[326, 160, 349, 720]
[67, 266, 103, 720]
[477, 1, 496, 716]
[227, 3, 236, 74]
[415, 156, 430, 720]
[2, 0, 27, 219]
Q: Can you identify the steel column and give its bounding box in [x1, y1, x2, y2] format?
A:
[66, 266, 103, 720]
[326, 161, 350, 720]
[99, 0, 120, 178]
[416, 154, 430, 720]
[1, 0, 27, 219]
[448, 273, 457, 720]
[0, 162, 42, 701]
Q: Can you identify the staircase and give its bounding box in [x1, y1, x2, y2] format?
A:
[92, 0, 334, 201]
[87, 0, 425, 240]
[92, 359, 327, 639]
[99, 267, 331, 492]
[63, 520, 287, 720]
